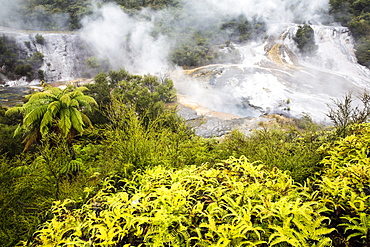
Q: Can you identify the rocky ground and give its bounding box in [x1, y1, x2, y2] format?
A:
[176, 94, 290, 137]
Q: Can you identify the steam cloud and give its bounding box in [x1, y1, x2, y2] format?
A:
[80, 3, 170, 74]
[0, 0, 22, 28]
[199, 0, 330, 24]
[79, 0, 331, 74]
[0, 0, 70, 30]
[0, 0, 332, 74]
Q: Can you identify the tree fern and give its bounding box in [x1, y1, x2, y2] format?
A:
[6, 85, 97, 150]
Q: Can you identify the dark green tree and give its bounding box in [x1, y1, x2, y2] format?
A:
[293, 24, 318, 54]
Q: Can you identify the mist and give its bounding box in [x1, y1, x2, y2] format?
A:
[199, 0, 331, 23]
[0, 0, 22, 28]
[80, 3, 170, 74]
[0, 0, 71, 30]
[77, 0, 332, 75]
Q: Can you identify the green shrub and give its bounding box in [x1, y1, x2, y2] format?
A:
[35, 34, 45, 45]
[315, 123, 370, 246]
[329, 0, 370, 68]
[326, 91, 370, 137]
[27, 51, 44, 69]
[27, 156, 334, 246]
[355, 40, 370, 67]
[38, 69, 45, 81]
[24, 41, 31, 49]
[103, 102, 209, 175]
[14, 63, 32, 77]
[213, 118, 326, 183]
[293, 24, 318, 54]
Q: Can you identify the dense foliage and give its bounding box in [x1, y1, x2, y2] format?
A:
[0, 69, 369, 246]
[7, 0, 180, 31]
[27, 157, 335, 246]
[316, 123, 370, 246]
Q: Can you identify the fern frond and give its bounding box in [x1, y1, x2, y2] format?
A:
[5, 106, 24, 116]
[45, 86, 62, 96]
[22, 129, 39, 151]
[13, 124, 24, 137]
[47, 101, 61, 116]
[69, 99, 80, 108]
[75, 86, 89, 92]
[60, 93, 72, 107]
[70, 108, 84, 133]
[27, 92, 57, 103]
[11, 165, 31, 176]
[23, 105, 48, 128]
[60, 159, 82, 175]
[74, 95, 97, 110]
[313, 237, 333, 247]
[40, 110, 54, 137]
[58, 108, 72, 138]
[80, 112, 93, 128]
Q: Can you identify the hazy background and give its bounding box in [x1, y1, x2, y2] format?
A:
[78, 0, 331, 73]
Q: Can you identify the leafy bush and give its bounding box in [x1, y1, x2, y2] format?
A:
[84, 56, 110, 78]
[14, 63, 33, 77]
[103, 102, 210, 175]
[27, 51, 44, 69]
[213, 117, 326, 183]
[293, 24, 318, 54]
[355, 40, 370, 67]
[170, 32, 216, 68]
[0, 35, 21, 80]
[35, 34, 45, 45]
[24, 41, 31, 49]
[315, 123, 370, 246]
[27, 156, 334, 246]
[0, 35, 46, 81]
[86, 69, 177, 126]
[220, 15, 266, 42]
[0, 106, 23, 157]
[38, 69, 45, 81]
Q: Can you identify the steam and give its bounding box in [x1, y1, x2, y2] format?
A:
[199, 0, 330, 24]
[80, 3, 170, 74]
[78, 0, 332, 75]
[0, 0, 71, 30]
[0, 0, 22, 28]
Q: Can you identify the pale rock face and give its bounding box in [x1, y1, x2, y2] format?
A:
[0, 26, 91, 85]
[174, 24, 370, 124]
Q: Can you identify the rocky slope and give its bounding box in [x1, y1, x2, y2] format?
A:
[173, 24, 370, 126]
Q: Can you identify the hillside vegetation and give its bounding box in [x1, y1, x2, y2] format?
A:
[0, 1, 370, 246]
[0, 70, 369, 246]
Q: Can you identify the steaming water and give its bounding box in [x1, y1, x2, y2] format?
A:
[174, 24, 370, 123]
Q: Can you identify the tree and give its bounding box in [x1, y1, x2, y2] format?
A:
[293, 24, 318, 54]
[6, 85, 97, 151]
[326, 91, 370, 137]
